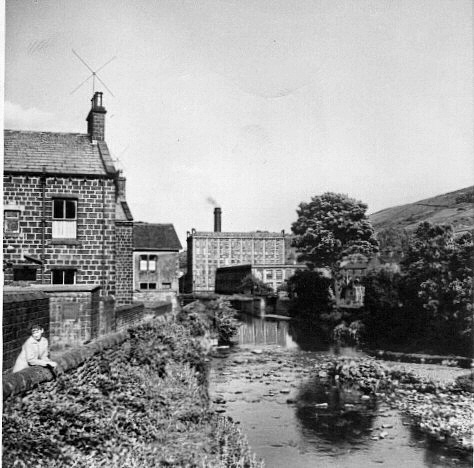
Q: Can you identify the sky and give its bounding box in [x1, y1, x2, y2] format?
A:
[4, 0, 473, 246]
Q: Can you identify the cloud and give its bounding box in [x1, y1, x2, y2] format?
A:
[4, 101, 55, 130]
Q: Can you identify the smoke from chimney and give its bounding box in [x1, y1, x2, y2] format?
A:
[206, 196, 219, 206]
[214, 207, 222, 232]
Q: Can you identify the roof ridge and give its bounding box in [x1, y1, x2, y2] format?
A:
[4, 129, 89, 136]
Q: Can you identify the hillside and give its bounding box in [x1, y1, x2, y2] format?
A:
[369, 186, 474, 234]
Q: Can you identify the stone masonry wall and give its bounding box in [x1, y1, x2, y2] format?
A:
[2, 289, 50, 372]
[116, 303, 146, 331]
[3, 175, 117, 296]
[47, 288, 101, 351]
[115, 221, 134, 305]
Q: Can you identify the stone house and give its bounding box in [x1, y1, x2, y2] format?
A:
[133, 222, 182, 309]
[3, 92, 134, 306]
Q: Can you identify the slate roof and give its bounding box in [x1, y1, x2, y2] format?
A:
[134, 223, 182, 251]
[4, 130, 117, 177]
[116, 201, 134, 222]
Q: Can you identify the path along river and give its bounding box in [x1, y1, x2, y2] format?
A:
[209, 314, 472, 468]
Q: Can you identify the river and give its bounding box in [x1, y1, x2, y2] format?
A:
[209, 314, 472, 468]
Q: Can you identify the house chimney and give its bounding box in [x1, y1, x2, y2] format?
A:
[116, 172, 126, 200]
[86, 92, 106, 141]
[214, 207, 222, 232]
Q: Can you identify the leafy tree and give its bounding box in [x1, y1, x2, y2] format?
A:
[291, 192, 379, 271]
[238, 274, 273, 296]
[362, 268, 416, 348]
[287, 270, 334, 318]
[401, 222, 473, 354]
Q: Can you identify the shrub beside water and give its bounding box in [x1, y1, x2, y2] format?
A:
[178, 298, 240, 345]
[2, 318, 261, 468]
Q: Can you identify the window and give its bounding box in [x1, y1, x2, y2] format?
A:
[4, 210, 20, 234]
[139, 255, 157, 272]
[162, 282, 171, 289]
[51, 269, 76, 285]
[140, 282, 157, 290]
[13, 266, 37, 282]
[265, 269, 273, 280]
[52, 198, 77, 238]
[276, 269, 283, 280]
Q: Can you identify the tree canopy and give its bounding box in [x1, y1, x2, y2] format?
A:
[402, 222, 473, 335]
[291, 192, 379, 270]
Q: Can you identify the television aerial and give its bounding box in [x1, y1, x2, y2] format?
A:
[70, 49, 116, 97]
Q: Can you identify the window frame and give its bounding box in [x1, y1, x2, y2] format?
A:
[4, 210, 20, 234]
[51, 268, 76, 285]
[139, 254, 158, 273]
[13, 266, 37, 282]
[52, 197, 78, 239]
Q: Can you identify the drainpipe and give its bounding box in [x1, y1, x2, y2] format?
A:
[40, 167, 46, 283]
[101, 178, 106, 295]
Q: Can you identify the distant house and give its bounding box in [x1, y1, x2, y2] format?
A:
[3, 92, 134, 305]
[133, 223, 182, 309]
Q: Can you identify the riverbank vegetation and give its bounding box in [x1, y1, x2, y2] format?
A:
[289, 191, 472, 358]
[2, 307, 262, 468]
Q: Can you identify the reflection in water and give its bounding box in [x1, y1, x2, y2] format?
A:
[237, 314, 298, 348]
[237, 314, 366, 357]
[295, 375, 377, 448]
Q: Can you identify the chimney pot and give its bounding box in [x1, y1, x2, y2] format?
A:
[86, 92, 107, 141]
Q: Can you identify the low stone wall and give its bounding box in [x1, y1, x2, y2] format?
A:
[134, 291, 179, 312]
[41, 285, 101, 351]
[3, 314, 172, 402]
[368, 349, 473, 369]
[3, 288, 50, 372]
[116, 302, 146, 331]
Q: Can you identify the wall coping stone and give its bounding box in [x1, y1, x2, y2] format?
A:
[116, 302, 145, 312]
[29, 284, 101, 293]
[3, 288, 48, 303]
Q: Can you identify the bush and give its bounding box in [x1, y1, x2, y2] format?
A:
[2, 318, 260, 467]
[454, 373, 474, 393]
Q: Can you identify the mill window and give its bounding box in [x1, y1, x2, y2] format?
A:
[140, 282, 157, 290]
[52, 198, 77, 239]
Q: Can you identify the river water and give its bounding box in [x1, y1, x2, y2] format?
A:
[209, 314, 472, 468]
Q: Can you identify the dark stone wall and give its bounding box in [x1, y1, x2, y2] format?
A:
[2, 289, 50, 372]
[115, 221, 134, 305]
[3, 175, 117, 297]
[46, 288, 101, 351]
[116, 303, 146, 331]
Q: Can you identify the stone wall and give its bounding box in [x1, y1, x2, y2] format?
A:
[40, 285, 101, 351]
[115, 221, 134, 305]
[116, 303, 146, 331]
[99, 296, 116, 336]
[2, 288, 50, 372]
[3, 175, 117, 297]
[133, 290, 179, 311]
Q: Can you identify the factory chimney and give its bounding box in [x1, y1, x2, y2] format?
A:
[214, 207, 222, 232]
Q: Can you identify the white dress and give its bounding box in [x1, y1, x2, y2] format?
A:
[12, 336, 53, 373]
